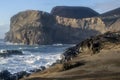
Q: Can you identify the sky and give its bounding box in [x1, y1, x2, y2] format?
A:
[0, 0, 120, 39]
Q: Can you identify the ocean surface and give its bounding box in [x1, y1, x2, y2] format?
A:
[0, 39, 73, 74]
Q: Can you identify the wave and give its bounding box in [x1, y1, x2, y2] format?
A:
[0, 41, 72, 74]
[52, 43, 63, 46]
[0, 51, 62, 74]
[5, 42, 24, 45]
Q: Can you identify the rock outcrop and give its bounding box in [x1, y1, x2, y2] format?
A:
[61, 31, 120, 62]
[0, 70, 29, 80]
[51, 6, 99, 19]
[0, 50, 23, 57]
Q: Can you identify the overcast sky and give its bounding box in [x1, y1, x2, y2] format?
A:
[0, 0, 120, 38]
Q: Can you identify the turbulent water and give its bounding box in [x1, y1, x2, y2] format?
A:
[0, 39, 73, 74]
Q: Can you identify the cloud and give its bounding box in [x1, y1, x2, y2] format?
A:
[92, 0, 120, 13]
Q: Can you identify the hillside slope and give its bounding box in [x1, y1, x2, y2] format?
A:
[51, 6, 99, 19]
[21, 31, 120, 80]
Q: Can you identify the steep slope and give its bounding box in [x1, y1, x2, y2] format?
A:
[51, 6, 99, 19]
[21, 31, 120, 80]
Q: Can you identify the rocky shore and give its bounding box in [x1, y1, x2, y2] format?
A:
[2, 6, 120, 80]
[2, 31, 120, 80]
[0, 66, 46, 80]
[20, 31, 120, 80]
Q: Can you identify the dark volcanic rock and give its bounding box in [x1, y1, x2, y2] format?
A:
[0, 70, 11, 80]
[0, 50, 23, 57]
[51, 6, 99, 19]
[0, 70, 30, 80]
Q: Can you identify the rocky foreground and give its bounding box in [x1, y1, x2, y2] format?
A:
[20, 31, 120, 80]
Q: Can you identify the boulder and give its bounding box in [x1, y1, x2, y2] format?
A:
[0, 70, 30, 80]
[0, 50, 23, 57]
[0, 70, 11, 80]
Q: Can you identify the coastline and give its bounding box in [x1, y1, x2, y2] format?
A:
[21, 31, 120, 80]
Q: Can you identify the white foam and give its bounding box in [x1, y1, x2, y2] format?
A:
[53, 43, 63, 46]
[35, 47, 39, 49]
[0, 43, 71, 74]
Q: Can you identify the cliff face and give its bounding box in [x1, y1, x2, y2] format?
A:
[54, 16, 106, 43]
[51, 6, 99, 19]
[5, 10, 55, 45]
[5, 11, 105, 45]
[5, 7, 120, 45]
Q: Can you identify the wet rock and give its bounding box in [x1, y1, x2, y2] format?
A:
[12, 71, 30, 79]
[0, 70, 30, 80]
[29, 69, 42, 73]
[0, 70, 11, 80]
[0, 50, 23, 57]
[40, 66, 46, 71]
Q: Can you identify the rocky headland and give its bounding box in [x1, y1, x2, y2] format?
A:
[5, 7, 106, 45]
[5, 6, 120, 45]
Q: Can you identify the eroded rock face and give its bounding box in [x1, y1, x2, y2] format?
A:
[54, 16, 106, 43]
[51, 6, 99, 19]
[5, 10, 55, 45]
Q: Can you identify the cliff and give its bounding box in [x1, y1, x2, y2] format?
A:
[21, 31, 120, 80]
[51, 6, 99, 19]
[5, 11, 105, 45]
[5, 10, 55, 45]
[5, 6, 120, 45]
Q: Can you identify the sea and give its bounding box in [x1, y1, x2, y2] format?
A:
[0, 39, 74, 74]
